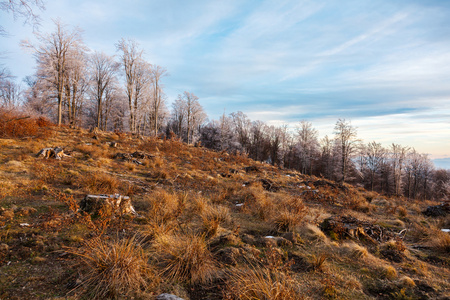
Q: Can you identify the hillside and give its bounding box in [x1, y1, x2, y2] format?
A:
[0, 125, 449, 299]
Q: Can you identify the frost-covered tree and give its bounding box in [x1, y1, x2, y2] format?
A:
[334, 119, 359, 183]
[296, 120, 319, 175]
[89, 51, 120, 129]
[22, 20, 85, 126]
[116, 38, 143, 133]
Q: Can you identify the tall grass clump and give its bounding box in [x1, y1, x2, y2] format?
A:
[77, 172, 120, 194]
[271, 195, 307, 232]
[223, 267, 302, 300]
[71, 236, 157, 299]
[152, 233, 218, 284]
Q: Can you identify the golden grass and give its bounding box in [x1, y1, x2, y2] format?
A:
[76, 172, 120, 194]
[341, 242, 369, 259]
[152, 233, 218, 284]
[223, 267, 303, 300]
[70, 236, 157, 299]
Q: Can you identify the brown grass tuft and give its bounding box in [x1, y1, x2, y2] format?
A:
[77, 172, 120, 194]
[223, 267, 302, 300]
[152, 233, 218, 284]
[70, 236, 157, 299]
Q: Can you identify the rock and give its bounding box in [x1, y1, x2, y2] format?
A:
[423, 203, 450, 217]
[156, 293, 185, 300]
[79, 194, 136, 216]
[262, 236, 292, 247]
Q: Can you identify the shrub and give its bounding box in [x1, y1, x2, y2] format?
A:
[70, 236, 157, 298]
[0, 108, 52, 138]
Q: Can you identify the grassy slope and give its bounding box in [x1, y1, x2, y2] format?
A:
[0, 126, 449, 299]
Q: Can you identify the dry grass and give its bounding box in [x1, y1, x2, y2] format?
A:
[341, 242, 369, 259]
[223, 267, 302, 300]
[380, 265, 398, 280]
[428, 229, 450, 253]
[242, 184, 274, 220]
[70, 236, 157, 299]
[270, 195, 307, 232]
[76, 172, 120, 194]
[152, 233, 218, 284]
[142, 190, 183, 226]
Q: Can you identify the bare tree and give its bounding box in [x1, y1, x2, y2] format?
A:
[133, 59, 151, 134]
[334, 119, 359, 183]
[22, 20, 85, 126]
[296, 120, 319, 175]
[363, 141, 386, 191]
[116, 38, 143, 133]
[171, 91, 206, 144]
[89, 51, 120, 129]
[230, 111, 251, 153]
[64, 46, 88, 127]
[390, 143, 410, 196]
[148, 64, 168, 135]
[0, 78, 21, 108]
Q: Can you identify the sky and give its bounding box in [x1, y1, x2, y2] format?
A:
[1, 0, 450, 168]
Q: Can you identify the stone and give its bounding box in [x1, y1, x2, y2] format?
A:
[156, 293, 185, 300]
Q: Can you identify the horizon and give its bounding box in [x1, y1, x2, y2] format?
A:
[1, 0, 449, 168]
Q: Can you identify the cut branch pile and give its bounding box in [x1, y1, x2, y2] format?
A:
[114, 151, 155, 165]
[320, 215, 395, 244]
[79, 194, 136, 216]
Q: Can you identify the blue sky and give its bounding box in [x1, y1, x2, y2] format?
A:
[2, 0, 450, 166]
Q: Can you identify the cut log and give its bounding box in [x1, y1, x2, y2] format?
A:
[79, 194, 136, 216]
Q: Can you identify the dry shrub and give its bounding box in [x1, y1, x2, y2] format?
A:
[77, 172, 120, 194]
[70, 236, 157, 298]
[224, 267, 302, 300]
[0, 108, 51, 138]
[152, 233, 218, 284]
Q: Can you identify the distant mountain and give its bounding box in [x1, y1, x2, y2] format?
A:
[433, 158, 450, 170]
